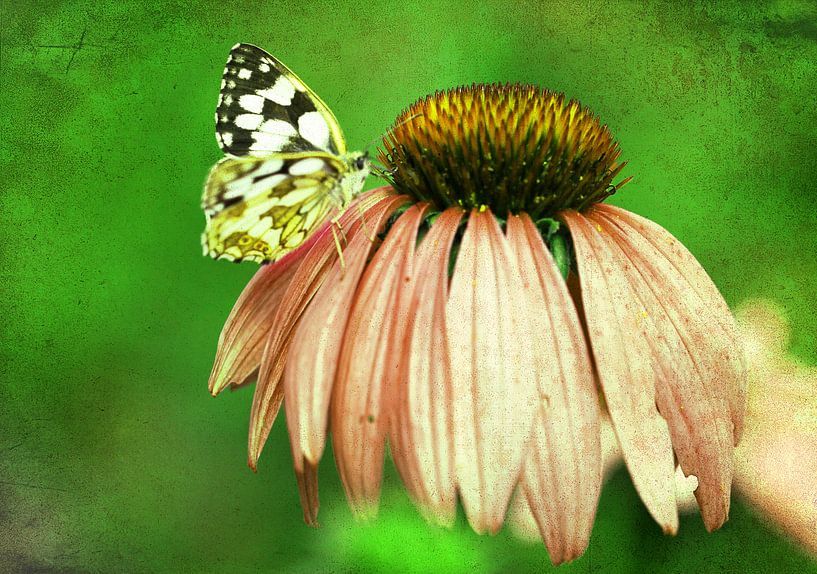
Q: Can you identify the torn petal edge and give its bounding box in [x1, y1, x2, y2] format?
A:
[561, 209, 679, 534]
[589, 208, 734, 531]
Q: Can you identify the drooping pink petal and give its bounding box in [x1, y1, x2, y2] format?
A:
[331, 203, 429, 518]
[561, 209, 679, 534]
[208, 230, 320, 396]
[390, 208, 462, 527]
[588, 207, 740, 531]
[446, 209, 541, 534]
[282, 197, 407, 479]
[505, 214, 601, 564]
[247, 188, 405, 469]
[594, 204, 747, 443]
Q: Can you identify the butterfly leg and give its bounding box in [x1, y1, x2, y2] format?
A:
[329, 214, 347, 271]
[356, 202, 376, 242]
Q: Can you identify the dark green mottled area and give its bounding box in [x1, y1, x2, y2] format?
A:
[1, 0, 815, 572]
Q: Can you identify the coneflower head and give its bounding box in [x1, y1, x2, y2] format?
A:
[379, 83, 632, 219]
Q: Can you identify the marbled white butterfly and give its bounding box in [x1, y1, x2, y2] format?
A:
[202, 43, 369, 263]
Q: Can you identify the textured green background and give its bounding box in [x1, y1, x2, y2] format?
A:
[2, 0, 816, 572]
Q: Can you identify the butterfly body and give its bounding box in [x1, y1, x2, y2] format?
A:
[203, 44, 369, 263]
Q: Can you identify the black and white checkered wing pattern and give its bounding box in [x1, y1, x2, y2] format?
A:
[215, 43, 346, 157]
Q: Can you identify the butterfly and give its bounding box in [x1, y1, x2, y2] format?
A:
[202, 43, 370, 263]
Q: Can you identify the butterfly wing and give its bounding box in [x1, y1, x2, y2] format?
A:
[202, 152, 347, 263]
[215, 43, 347, 157]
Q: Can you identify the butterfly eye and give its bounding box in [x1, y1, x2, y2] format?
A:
[354, 157, 367, 170]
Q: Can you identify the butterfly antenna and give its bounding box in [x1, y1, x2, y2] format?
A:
[362, 113, 424, 156]
[355, 201, 376, 242]
[393, 112, 424, 130]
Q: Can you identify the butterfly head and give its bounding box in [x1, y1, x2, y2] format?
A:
[336, 151, 371, 206]
[350, 151, 369, 172]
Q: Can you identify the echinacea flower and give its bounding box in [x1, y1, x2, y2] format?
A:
[208, 84, 746, 564]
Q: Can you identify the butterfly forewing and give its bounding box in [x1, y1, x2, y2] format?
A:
[203, 43, 369, 264]
[202, 153, 344, 263]
[215, 43, 346, 157]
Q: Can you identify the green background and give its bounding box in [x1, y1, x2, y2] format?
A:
[2, 0, 816, 571]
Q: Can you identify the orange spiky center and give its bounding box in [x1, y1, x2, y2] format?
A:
[378, 83, 631, 218]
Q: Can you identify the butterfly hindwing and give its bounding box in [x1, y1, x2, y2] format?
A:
[215, 43, 346, 157]
[202, 152, 346, 263]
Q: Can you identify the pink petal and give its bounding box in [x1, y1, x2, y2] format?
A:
[331, 203, 429, 518]
[588, 207, 739, 531]
[505, 214, 601, 564]
[446, 209, 541, 534]
[561, 209, 679, 534]
[594, 204, 746, 443]
[390, 208, 463, 527]
[283, 197, 407, 475]
[208, 231, 319, 396]
[247, 188, 404, 469]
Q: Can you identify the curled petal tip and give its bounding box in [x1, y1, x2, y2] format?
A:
[417, 504, 457, 530]
[662, 523, 678, 536]
[295, 460, 321, 527]
[349, 501, 379, 522]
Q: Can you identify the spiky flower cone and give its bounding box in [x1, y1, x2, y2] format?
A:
[380, 83, 631, 217]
